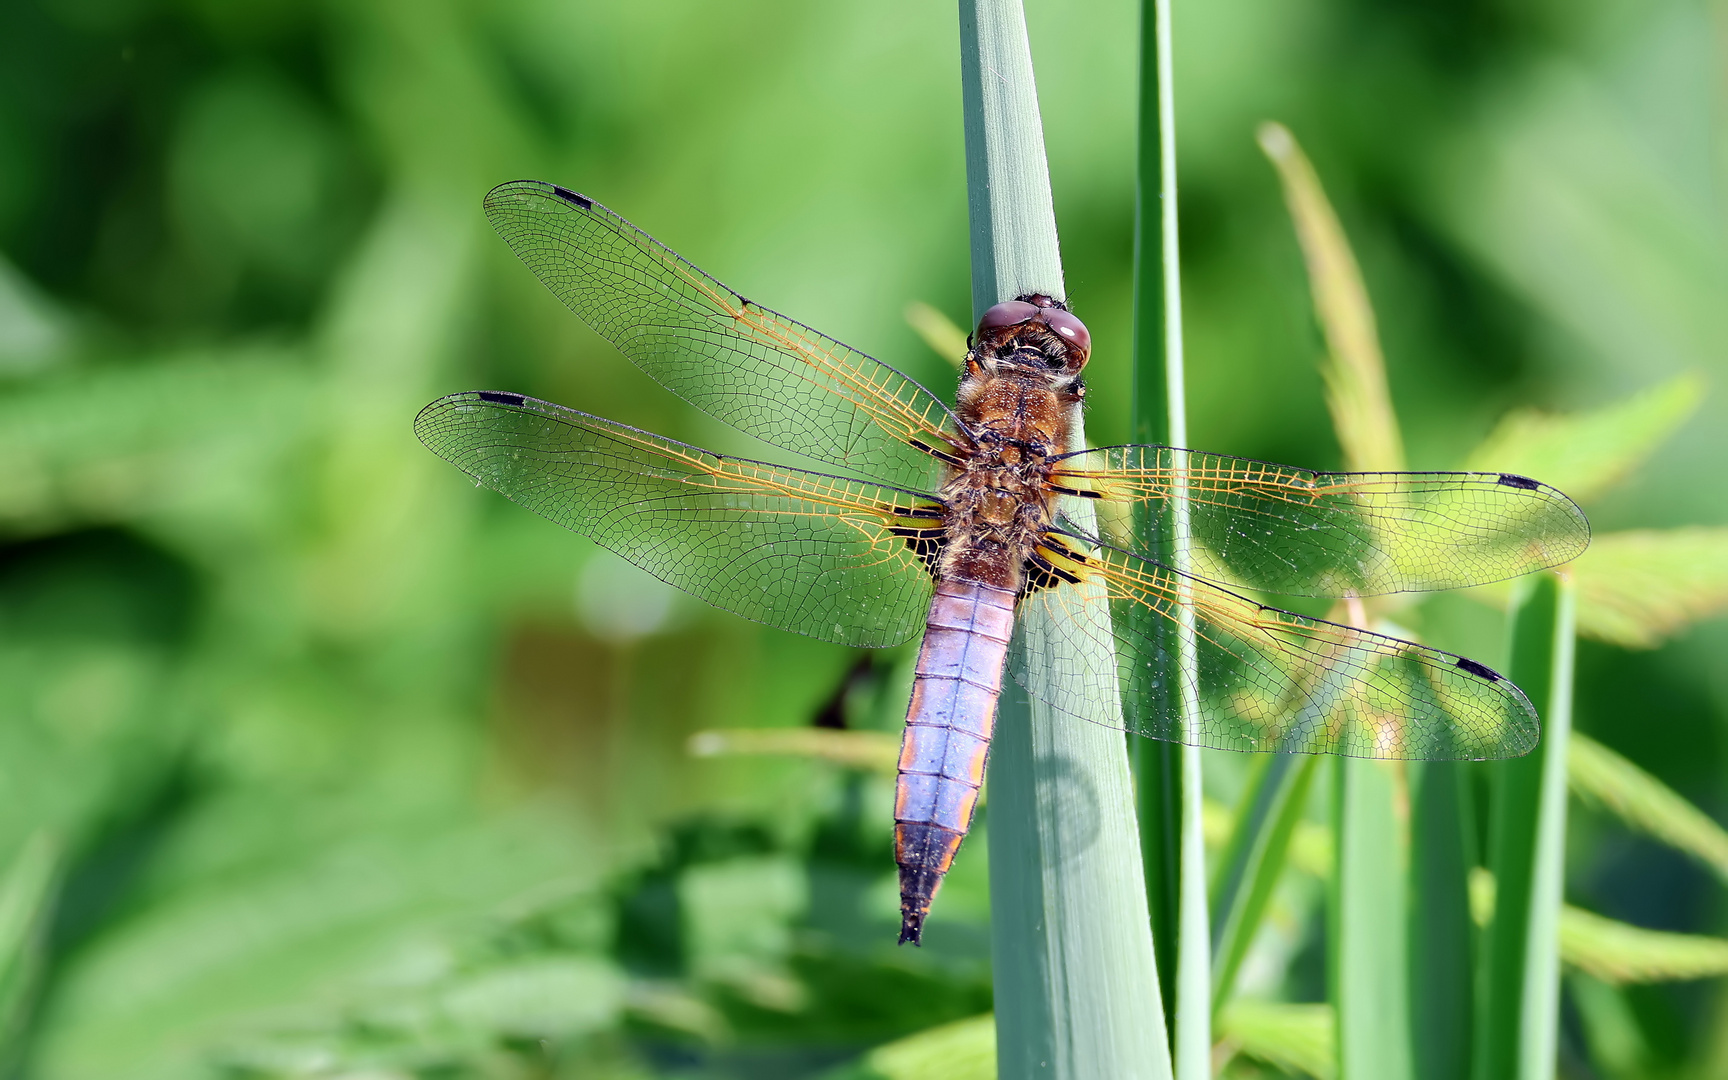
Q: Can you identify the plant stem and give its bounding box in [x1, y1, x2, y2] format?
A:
[960, 2, 1169, 1076]
[1129, 0, 1209, 1074]
[1474, 572, 1576, 1080]
[1130, 0, 1179, 1022]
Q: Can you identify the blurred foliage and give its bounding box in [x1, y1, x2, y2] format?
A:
[0, 0, 1723, 1076]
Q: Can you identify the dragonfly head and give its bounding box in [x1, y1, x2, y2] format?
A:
[973, 297, 1092, 382]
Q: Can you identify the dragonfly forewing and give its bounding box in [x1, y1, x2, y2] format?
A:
[483, 181, 963, 492]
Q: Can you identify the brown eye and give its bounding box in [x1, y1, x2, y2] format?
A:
[977, 300, 1040, 333]
[1037, 307, 1091, 362]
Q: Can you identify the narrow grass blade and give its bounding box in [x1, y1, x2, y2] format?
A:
[1129, 0, 1180, 1030]
[1128, 1, 1208, 1074]
[960, 3, 1168, 1076]
[1208, 753, 1320, 1015]
[1216, 1000, 1336, 1080]
[1257, 121, 1404, 473]
[1407, 762, 1476, 1080]
[687, 728, 899, 775]
[1261, 121, 1422, 1080]
[904, 301, 970, 367]
[1568, 730, 1728, 882]
[1566, 973, 1647, 1079]
[0, 832, 61, 1063]
[1467, 869, 1728, 983]
[1331, 757, 1414, 1080]
[1559, 905, 1728, 983]
[1474, 572, 1576, 1080]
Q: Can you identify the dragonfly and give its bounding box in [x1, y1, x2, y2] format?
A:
[416, 181, 1591, 945]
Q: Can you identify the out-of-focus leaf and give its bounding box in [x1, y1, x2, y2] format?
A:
[904, 301, 969, 367]
[0, 353, 310, 536]
[1568, 732, 1728, 883]
[1569, 527, 1728, 648]
[681, 854, 806, 1010]
[29, 814, 595, 1080]
[1203, 797, 1332, 880]
[0, 257, 72, 374]
[440, 956, 623, 1038]
[1258, 121, 1404, 474]
[1463, 375, 1701, 505]
[1467, 869, 1728, 983]
[1217, 1000, 1335, 1080]
[1209, 753, 1319, 1015]
[830, 1012, 995, 1080]
[689, 728, 898, 775]
[0, 832, 59, 1058]
[1559, 905, 1728, 984]
[1567, 973, 1649, 1078]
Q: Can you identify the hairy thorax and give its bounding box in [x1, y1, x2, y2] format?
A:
[939, 365, 1079, 591]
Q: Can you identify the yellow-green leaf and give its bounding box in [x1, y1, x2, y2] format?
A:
[1572, 527, 1728, 648]
[1217, 1000, 1336, 1080]
[1464, 374, 1701, 504]
[1569, 732, 1728, 883]
[1258, 121, 1404, 473]
[1560, 906, 1728, 984]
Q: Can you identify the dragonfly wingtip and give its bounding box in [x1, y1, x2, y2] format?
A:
[549, 184, 593, 210]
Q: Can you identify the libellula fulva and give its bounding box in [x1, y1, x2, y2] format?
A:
[416, 181, 1590, 944]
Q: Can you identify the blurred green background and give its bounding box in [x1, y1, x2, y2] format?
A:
[0, 0, 1723, 1076]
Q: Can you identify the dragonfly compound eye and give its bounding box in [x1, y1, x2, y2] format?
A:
[1036, 307, 1091, 366]
[976, 300, 1041, 334]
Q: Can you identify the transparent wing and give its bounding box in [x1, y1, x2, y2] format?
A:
[483, 181, 962, 491]
[1009, 538, 1539, 761]
[1053, 445, 1589, 597]
[415, 391, 940, 648]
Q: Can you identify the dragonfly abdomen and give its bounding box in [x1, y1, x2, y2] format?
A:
[895, 577, 1015, 945]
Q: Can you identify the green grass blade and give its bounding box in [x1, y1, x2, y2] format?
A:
[1408, 762, 1476, 1080]
[1126, 0, 1209, 1074]
[1130, 0, 1180, 1036]
[0, 832, 61, 1063]
[1331, 758, 1414, 1080]
[1257, 121, 1404, 473]
[1208, 752, 1320, 1015]
[1261, 120, 1428, 1080]
[1216, 1001, 1337, 1079]
[1560, 905, 1728, 983]
[959, 4, 1169, 1077]
[1566, 973, 1647, 1079]
[1474, 572, 1576, 1080]
[1568, 730, 1728, 882]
